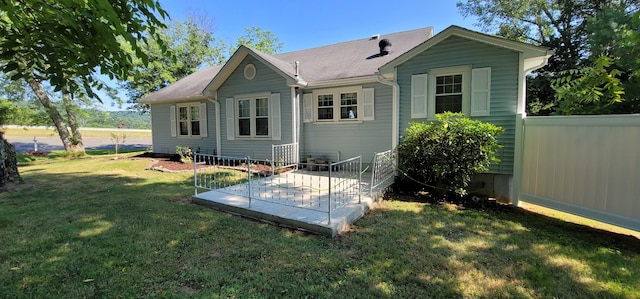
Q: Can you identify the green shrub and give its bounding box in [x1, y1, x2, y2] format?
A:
[397, 112, 503, 196]
[176, 146, 193, 163]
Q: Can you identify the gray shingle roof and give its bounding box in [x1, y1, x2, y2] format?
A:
[276, 27, 433, 83]
[140, 27, 433, 104]
[139, 65, 223, 103]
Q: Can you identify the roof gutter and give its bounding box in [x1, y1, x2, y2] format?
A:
[139, 95, 209, 105]
[304, 75, 378, 88]
[523, 50, 554, 74]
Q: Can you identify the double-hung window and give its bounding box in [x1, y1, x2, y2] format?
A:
[303, 86, 374, 123]
[317, 94, 334, 120]
[410, 65, 492, 120]
[340, 92, 358, 119]
[237, 96, 270, 137]
[435, 74, 463, 114]
[226, 93, 280, 141]
[311, 86, 363, 122]
[177, 103, 201, 136]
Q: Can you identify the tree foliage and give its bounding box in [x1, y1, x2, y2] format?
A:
[397, 113, 503, 196]
[0, 0, 169, 98]
[551, 8, 640, 114]
[124, 22, 283, 112]
[0, 0, 169, 152]
[120, 16, 224, 111]
[458, 0, 640, 115]
[233, 27, 283, 55]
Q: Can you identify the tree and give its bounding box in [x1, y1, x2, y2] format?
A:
[457, 0, 640, 115]
[0, 72, 48, 126]
[551, 8, 640, 114]
[124, 22, 283, 112]
[121, 16, 224, 111]
[0, 0, 168, 97]
[0, 0, 169, 153]
[233, 27, 283, 55]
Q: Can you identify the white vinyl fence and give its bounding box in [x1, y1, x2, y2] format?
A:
[517, 114, 640, 231]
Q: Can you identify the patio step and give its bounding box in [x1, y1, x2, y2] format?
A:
[192, 191, 377, 237]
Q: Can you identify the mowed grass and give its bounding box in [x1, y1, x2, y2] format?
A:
[2, 126, 152, 139]
[1, 155, 639, 298]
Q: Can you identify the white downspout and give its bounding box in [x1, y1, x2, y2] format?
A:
[290, 86, 299, 163]
[207, 98, 221, 157]
[376, 70, 400, 149]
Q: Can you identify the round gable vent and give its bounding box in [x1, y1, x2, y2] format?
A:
[244, 64, 256, 80]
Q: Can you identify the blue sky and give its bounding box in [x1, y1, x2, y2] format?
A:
[159, 0, 480, 53]
[102, 0, 480, 110]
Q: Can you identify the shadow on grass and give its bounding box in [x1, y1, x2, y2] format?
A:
[342, 193, 640, 298]
[0, 160, 399, 298]
[2, 162, 639, 298]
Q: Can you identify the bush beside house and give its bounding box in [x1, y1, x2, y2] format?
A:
[397, 112, 503, 197]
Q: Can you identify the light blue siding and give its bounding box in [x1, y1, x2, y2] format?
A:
[300, 82, 394, 164]
[217, 56, 292, 160]
[150, 102, 217, 154]
[396, 36, 520, 174]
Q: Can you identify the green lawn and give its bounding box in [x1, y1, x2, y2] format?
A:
[1, 153, 639, 298]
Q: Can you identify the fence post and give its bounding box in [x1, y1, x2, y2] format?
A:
[512, 113, 525, 207]
[370, 152, 377, 200]
[328, 162, 332, 225]
[194, 153, 198, 195]
[247, 156, 252, 208]
[358, 156, 362, 204]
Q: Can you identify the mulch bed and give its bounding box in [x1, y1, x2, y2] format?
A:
[146, 158, 208, 172]
[146, 157, 291, 175]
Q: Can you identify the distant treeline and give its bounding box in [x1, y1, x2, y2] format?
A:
[78, 109, 151, 129]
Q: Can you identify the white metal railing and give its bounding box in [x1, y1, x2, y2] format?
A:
[370, 149, 397, 199]
[272, 143, 298, 172]
[193, 153, 362, 224]
[327, 156, 362, 223]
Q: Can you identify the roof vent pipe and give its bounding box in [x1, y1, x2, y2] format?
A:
[379, 39, 391, 56]
[295, 61, 299, 77]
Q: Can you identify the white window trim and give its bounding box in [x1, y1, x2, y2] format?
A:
[310, 86, 363, 123]
[235, 92, 272, 139]
[428, 65, 471, 120]
[175, 102, 205, 138]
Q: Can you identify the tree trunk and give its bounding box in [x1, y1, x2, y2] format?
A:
[62, 91, 85, 152]
[3, 134, 23, 184]
[0, 133, 7, 192]
[27, 79, 84, 153]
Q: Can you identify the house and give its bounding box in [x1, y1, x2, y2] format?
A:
[139, 25, 553, 202]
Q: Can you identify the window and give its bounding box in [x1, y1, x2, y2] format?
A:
[226, 93, 280, 141]
[236, 96, 270, 137]
[311, 86, 362, 122]
[435, 74, 463, 113]
[428, 65, 471, 120]
[317, 94, 334, 120]
[340, 92, 358, 119]
[410, 65, 492, 120]
[238, 99, 251, 136]
[177, 103, 202, 137]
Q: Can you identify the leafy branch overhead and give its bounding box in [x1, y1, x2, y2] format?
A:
[458, 0, 640, 115]
[0, 0, 169, 98]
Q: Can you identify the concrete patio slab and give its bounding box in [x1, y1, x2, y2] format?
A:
[192, 190, 376, 237]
